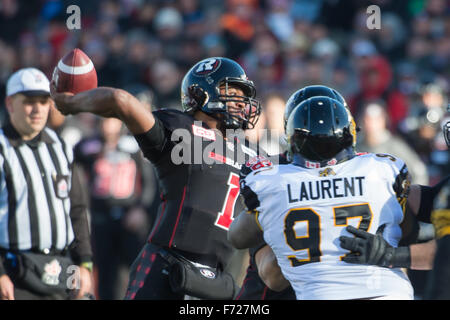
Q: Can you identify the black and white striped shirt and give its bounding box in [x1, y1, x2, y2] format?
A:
[0, 123, 88, 255]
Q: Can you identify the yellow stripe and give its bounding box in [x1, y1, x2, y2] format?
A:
[437, 226, 450, 239]
[432, 209, 450, 239]
[397, 197, 407, 218]
[247, 210, 264, 231]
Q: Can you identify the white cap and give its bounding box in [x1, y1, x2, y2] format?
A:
[6, 68, 50, 97]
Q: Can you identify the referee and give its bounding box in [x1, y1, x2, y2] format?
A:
[0, 68, 93, 300]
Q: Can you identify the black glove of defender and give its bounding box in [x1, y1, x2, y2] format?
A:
[339, 225, 411, 268]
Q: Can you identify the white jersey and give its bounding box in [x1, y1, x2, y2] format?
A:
[241, 153, 414, 300]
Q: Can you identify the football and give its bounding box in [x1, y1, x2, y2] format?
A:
[52, 48, 97, 94]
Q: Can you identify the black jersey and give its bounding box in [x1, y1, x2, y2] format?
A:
[134, 109, 262, 268]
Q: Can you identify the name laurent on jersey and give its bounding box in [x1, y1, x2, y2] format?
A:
[287, 176, 365, 203]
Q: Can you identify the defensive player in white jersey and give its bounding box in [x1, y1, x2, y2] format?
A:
[229, 96, 415, 300]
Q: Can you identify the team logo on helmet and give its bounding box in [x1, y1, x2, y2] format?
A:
[193, 58, 221, 76]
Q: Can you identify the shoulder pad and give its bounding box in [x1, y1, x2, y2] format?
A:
[240, 155, 273, 179]
[373, 152, 409, 173]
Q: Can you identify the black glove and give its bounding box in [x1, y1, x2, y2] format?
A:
[339, 225, 411, 268]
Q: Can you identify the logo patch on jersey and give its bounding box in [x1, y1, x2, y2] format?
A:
[42, 259, 62, 286]
[193, 58, 221, 76]
[245, 155, 272, 172]
[199, 268, 216, 279]
[52, 174, 69, 199]
[305, 161, 320, 169]
[192, 124, 216, 141]
[319, 168, 336, 177]
[327, 158, 337, 166]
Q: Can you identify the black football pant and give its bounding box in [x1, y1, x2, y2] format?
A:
[124, 243, 184, 300]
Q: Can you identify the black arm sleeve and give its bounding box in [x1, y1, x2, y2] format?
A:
[134, 117, 168, 164]
[68, 163, 93, 264]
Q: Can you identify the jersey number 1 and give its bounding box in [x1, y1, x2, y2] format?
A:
[215, 173, 240, 230]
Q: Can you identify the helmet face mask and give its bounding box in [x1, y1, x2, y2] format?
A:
[286, 96, 355, 163]
[181, 57, 261, 130]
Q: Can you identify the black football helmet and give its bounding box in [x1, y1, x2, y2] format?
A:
[284, 85, 357, 148]
[286, 96, 356, 163]
[284, 85, 347, 128]
[181, 57, 261, 130]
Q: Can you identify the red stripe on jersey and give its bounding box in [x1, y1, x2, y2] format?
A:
[261, 286, 269, 300]
[209, 151, 226, 164]
[169, 186, 187, 248]
[235, 278, 249, 300]
[148, 196, 167, 243]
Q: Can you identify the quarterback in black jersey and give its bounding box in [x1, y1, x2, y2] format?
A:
[51, 57, 263, 300]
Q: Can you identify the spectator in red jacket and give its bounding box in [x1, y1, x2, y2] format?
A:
[350, 55, 408, 132]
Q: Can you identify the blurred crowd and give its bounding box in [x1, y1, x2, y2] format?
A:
[0, 0, 448, 299]
[0, 0, 448, 181]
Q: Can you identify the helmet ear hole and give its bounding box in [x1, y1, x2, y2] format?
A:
[187, 85, 208, 109]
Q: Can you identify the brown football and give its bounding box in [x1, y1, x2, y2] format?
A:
[52, 48, 97, 94]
